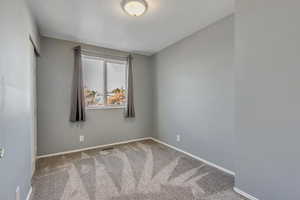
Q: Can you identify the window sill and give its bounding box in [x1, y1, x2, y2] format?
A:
[86, 106, 125, 110]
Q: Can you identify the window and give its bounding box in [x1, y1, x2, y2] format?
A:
[82, 55, 127, 109]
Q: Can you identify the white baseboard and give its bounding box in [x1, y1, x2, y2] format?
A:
[26, 186, 32, 200]
[35, 136, 259, 200]
[149, 137, 235, 176]
[36, 137, 152, 159]
[36, 136, 235, 176]
[234, 187, 259, 200]
[150, 137, 261, 200]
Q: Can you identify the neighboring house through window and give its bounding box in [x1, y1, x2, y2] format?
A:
[82, 55, 127, 109]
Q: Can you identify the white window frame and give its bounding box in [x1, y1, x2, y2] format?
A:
[82, 55, 128, 110]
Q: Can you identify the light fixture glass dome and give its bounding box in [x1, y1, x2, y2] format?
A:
[122, 0, 147, 16]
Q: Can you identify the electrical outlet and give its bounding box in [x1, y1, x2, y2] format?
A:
[16, 186, 20, 200]
[176, 134, 181, 142]
[79, 135, 85, 142]
[0, 148, 4, 159]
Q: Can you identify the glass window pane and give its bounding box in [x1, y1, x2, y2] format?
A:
[82, 57, 105, 107]
[106, 62, 126, 106]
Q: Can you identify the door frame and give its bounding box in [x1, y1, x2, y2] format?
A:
[29, 35, 39, 177]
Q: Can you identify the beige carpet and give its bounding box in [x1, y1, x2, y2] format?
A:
[31, 140, 246, 200]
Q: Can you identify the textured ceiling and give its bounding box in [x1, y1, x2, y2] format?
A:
[28, 0, 234, 55]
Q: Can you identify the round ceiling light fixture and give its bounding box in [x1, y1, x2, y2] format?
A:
[122, 0, 148, 16]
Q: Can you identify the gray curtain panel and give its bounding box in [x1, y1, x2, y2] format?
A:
[124, 55, 135, 118]
[70, 46, 86, 122]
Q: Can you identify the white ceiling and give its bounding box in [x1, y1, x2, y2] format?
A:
[28, 0, 234, 55]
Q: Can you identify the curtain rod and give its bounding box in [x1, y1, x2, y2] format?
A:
[75, 46, 131, 60]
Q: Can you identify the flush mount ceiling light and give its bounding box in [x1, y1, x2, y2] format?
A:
[122, 0, 148, 16]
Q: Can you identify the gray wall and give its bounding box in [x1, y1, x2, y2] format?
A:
[152, 16, 235, 172]
[37, 37, 153, 155]
[0, 0, 39, 199]
[235, 1, 300, 199]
